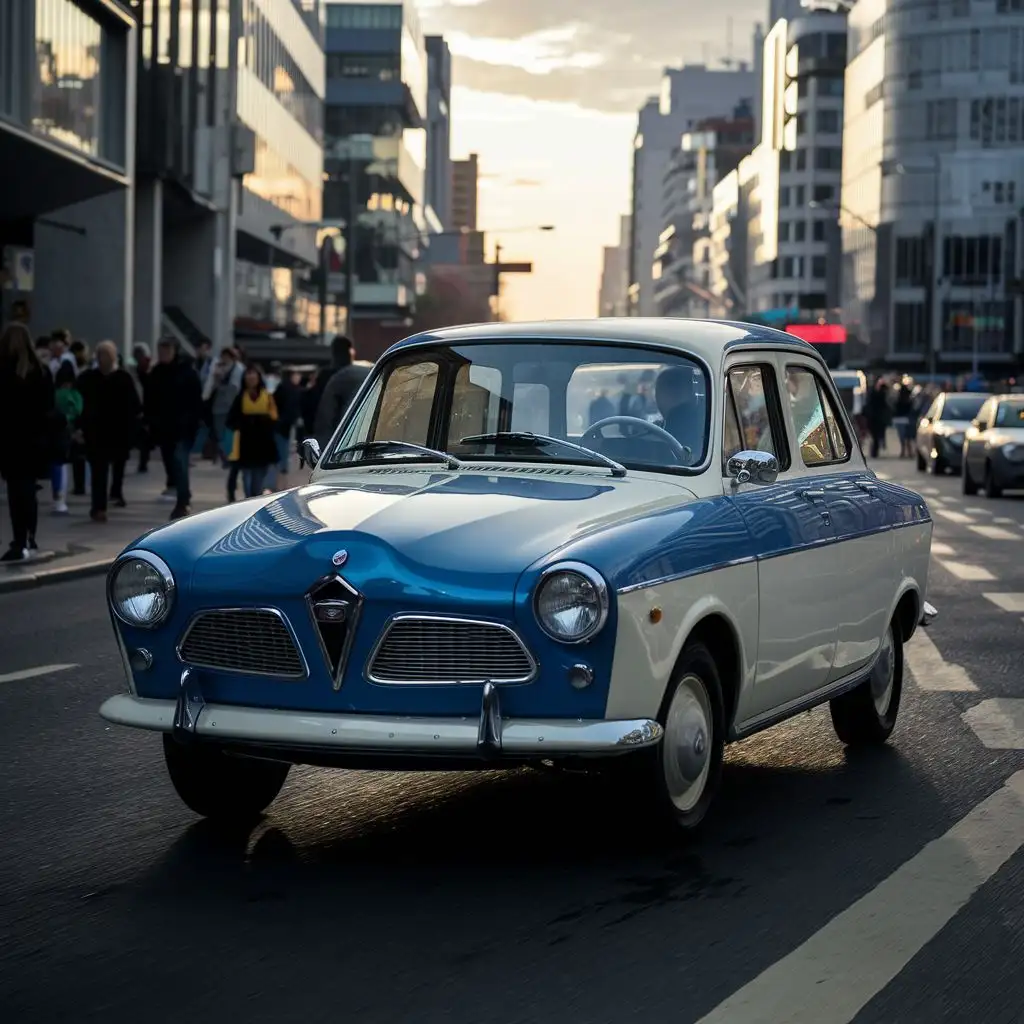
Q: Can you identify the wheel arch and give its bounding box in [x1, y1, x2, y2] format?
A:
[890, 581, 921, 644]
[671, 611, 744, 735]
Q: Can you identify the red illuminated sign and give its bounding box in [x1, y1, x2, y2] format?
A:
[785, 324, 847, 344]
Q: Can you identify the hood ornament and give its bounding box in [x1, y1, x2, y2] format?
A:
[332, 549, 348, 568]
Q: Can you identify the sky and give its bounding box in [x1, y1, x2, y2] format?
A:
[418, 0, 765, 321]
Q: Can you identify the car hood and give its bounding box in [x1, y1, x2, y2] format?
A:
[140, 468, 699, 599]
[988, 427, 1024, 445]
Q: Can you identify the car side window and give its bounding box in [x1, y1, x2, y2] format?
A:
[373, 361, 440, 445]
[726, 366, 781, 463]
[785, 366, 851, 467]
[723, 385, 744, 465]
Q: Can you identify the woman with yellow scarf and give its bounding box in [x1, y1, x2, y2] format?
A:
[226, 366, 279, 497]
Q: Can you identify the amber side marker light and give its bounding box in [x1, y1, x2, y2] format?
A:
[649, 607, 663, 624]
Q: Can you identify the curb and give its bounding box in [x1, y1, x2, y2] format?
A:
[0, 558, 112, 593]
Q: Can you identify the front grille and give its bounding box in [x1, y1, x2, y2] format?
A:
[368, 617, 536, 684]
[178, 609, 305, 678]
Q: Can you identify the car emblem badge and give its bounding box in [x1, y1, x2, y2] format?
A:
[332, 550, 348, 568]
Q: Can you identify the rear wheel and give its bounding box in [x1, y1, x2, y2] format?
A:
[962, 459, 978, 495]
[983, 462, 1003, 499]
[163, 735, 290, 821]
[830, 620, 903, 746]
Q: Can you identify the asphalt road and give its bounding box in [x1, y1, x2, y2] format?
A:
[2, 455, 1024, 1024]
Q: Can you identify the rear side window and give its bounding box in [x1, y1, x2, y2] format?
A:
[785, 366, 851, 467]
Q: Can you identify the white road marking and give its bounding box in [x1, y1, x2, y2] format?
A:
[874, 471, 891, 480]
[970, 524, 1018, 541]
[929, 496, 947, 506]
[993, 517, 1016, 525]
[0, 663, 77, 684]
[696, 771, 1024, 1024]
[937, 560, 995, 582]
[936, 509, 973, 524]
[982, 592, 1024, 614]
[930, 541, 956, 557]
[905, 631, 978, 692]
[919, 486, 940, 495]
[963, 701, 1024, 750]
[964, 506, 991, 516]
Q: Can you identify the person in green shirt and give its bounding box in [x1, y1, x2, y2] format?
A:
[51, 361, 82, 514]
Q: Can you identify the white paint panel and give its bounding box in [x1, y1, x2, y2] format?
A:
[936, 509, 973, 524]
[963, 700, 1024, 749]
[983, 592, 1024, 613]
[608, 563, 759, 722]
[937, 560, 995, 581]
[970, 525, 1018, 540]
[251, 0, 325, 98]
[697, 771, 1024, 1024]
[0, 663, 77, 684]
[905, 632, 977, 692]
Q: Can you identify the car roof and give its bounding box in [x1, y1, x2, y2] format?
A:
[388, 317, 822, 369]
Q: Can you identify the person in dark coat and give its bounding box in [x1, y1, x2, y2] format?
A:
[865, 378, 892, 459]
[145, 336, 203, 520]
[77, 340, 143, 521]
[312, 336, 371, 447]
[270, 368, 302, 489]
[226, 365, 279, 497]
[0, 322, 55, 561]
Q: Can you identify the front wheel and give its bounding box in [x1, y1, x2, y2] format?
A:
[163, 735, 291, 821]
[830, 620, 903, 746]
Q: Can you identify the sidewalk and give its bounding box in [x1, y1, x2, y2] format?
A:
[0, 457, 238, 592]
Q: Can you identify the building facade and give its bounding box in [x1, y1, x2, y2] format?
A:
[598, 215, 631, 316]
[451, 152, 479, 232]
[842, 0, 1024, 370]
[424, 35, 452, 229]
[1, 0, 136, 344]
[323, 0, 430, 330]
[627, 64, 756, 316]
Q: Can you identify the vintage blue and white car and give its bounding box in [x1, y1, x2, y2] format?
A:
[100, 319, 936, 833]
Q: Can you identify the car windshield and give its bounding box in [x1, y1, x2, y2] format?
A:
[323, 341, 711, 473]
[941, 395, 986, 420]
[995, 400, 1024, 427]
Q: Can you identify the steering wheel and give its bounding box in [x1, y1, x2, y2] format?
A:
[581, 415, 691, 464]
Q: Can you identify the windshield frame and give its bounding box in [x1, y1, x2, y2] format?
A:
[320, 337, 716, 477]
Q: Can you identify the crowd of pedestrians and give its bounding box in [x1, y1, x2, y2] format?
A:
[0, 318, 370, 564]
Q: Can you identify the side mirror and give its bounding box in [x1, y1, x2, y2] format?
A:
[298, 437, 321, 469]
[727, 450, 780, 487]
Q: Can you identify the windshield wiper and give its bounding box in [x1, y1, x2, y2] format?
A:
[459, 432, 627, 478]
[330, 440, 463, 470]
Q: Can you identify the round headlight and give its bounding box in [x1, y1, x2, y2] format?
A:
[110, 553, 175, 628]
[534, 563, 609, 644]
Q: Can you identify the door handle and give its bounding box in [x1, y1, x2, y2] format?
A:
[856, 481, 878, 493]
[801, 489, 825, 499]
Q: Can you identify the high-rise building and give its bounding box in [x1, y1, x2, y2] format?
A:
[842, 0, 1024, 370]
[425, 36, 452, 230]
[0, 0, 136, 345]
[598, 215, 631, 316]
[628, 64, 756, 316]
[451, 153, 479, 232]
[323, 1, 431, 341]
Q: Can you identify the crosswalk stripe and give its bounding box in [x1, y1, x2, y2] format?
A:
[970, 524, 1018, 541]
[919, 486, 940, 495]
[963, 701, 1024, 749]
[993, 517, 1017, 525]
[905, 632, 978, 692]
[982, 592, 1024, 613]
[695, 771, 1024, 1024]
[963, 506, 991, 515]
[936, 509, 972, 523]
[0, 664, 78, 684]
[937, 560, 995, 581]
[930, 542, 955, 557]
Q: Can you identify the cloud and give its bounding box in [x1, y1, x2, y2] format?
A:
[422, 0, 765, 113]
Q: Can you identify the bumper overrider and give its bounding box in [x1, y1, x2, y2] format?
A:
[100, 672, 664, 760]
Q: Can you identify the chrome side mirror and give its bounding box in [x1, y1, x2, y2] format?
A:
[727, 450, 780, 487]
[299, 437, 322, 469]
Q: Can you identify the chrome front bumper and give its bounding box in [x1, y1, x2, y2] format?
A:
[99, 690, 663, 759]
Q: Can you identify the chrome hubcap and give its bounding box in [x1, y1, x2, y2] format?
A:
[662, 673, 713, 813]
[870, 625, 895, 716]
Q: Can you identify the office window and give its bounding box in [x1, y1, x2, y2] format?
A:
[795, 112, 808, 134]
[925, 98, 957, 140]
[328, 52, 400, 81]
[816, 109, 840, 134]
[794, 220, 807, 242]
[813, 219, 827, 242]
[326, 4, 403, 30]
[811, 255, 827, 279]
[794, 185, 806, 206]
[795, 148, 807, 170]
[778, 221, 791, 242]
[813, 184, 835, 202]
[942, 235, 1003, 282]
[893, 303, 927, 352]
[780, 186, 792, 207]
[817, 76, 844, 97]
[814, 146, 843, 170]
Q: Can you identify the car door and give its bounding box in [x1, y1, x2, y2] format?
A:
[964, 398, 995, 479]
[723, 358, 839, 724]
[783, 361, 894, 684]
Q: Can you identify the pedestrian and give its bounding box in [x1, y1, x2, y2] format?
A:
[227, 365, 279, 497]
[865, 378, 891, 460]
[0, 322, 55, 561]
[77, 340, 142, 521]
[269, 367, 301, 489]
[145, 336, 203, 520]
[130, 343, 153, 473]
[48, 329, 77, 378]
[51, 361, 83, 515]
[312, 336, 371, 446]
[893, 382, 915, 458]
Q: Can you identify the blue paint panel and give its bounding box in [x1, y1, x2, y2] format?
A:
[726, 480, 834, 556]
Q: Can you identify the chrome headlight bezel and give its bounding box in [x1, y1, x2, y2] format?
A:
[108, 551, 176, 629]
[533, 561, 610, 645]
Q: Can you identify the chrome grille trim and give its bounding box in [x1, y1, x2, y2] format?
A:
[304, 573, 364, 690]
[366, 614, 538, 686]
[177, 608, 307, 679]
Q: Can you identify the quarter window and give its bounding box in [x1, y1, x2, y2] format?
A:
[785, 366, 850, 466]
[725, 366, 781, 463]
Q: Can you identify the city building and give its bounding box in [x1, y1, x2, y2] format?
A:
[627, 63, 756, 316]
[451, 152, 479, 232]
[598, 215, 631, 316]
[842, 0, 1024, 371]
[651, 106, 755, 318]
[323, 0, 433, 349]
[1, 0, 137, 344]
[709, 168, 747, 318]
[424, 35, 452, 230]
